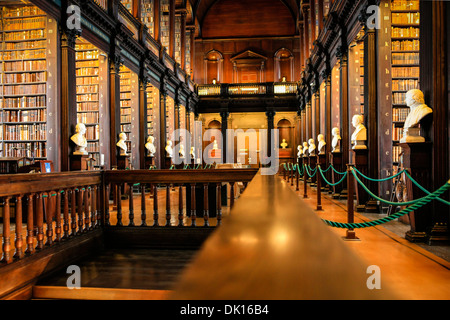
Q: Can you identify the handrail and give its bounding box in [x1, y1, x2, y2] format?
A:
[171, 170, 397, 299]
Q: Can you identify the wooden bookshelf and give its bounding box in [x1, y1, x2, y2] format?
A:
[166, 95, 175, 142]
[161, 0, 170, 49]
[146, 83, 156, 137]
[390, 0, 420, 164]
[141, 0, 154, 38]
[121, 0, 133, 14]
[0, 5, 50, 161]
[119, 65, 132, 153]
[175, 14, 181, 64]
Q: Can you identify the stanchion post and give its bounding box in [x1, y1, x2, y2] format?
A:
[303, 164, 308, 199]
[316, 163, 323, 211]
[343, 164, 360, 241]
[296, 165, 299, 191]
[291, 164, 294, 187]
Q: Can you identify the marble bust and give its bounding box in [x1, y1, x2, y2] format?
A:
[332, 127, 341, 153]
[165, 140, 173, 158]
[302, 142, 309, 157]
[351, 115, 367, 149]
[317, 134, 326, 155]
[190, 147, 195, 159]
[71, 123, 88, 155]
[400, 89, 433, 143]
[116, 132, 128, 156]
[308, 139, 316, 156]
[297, 145, 303, 158]
[281, 139, 288, 149]
[145, 136, 156, 157]
[179, 143, 185, 159]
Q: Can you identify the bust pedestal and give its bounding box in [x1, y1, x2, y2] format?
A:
[308, 155, 317, 187]
[70, 154, 89, 171]
[117, 154, 131, 170]
[165, 157, 172, 169]
[145, 156, 154, 169]
[352, 149, 369, 212]
[329, 152, 345, 198]
[400, 142, 434, 243]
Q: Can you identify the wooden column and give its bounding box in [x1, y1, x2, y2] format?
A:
[301, 109, 307, 145]
[324, 71, 332, 162]
[314, 90, 320, 140]
[307, 99, 312, 141]
[159, 87, 168, 168]
[188, 26, 196, 79]
[220, 111, 229, 163]
[338, 47, 350, 170]
[169, 0, 176, 58]
[109, 56, 122, 168]
[180, 10, 187, 71]
[139, 77, 149, 169]
[60, 28, 79, 171]
[153, 0, 161, 43]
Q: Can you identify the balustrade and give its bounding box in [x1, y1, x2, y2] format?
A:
[197, 82, 298, 97]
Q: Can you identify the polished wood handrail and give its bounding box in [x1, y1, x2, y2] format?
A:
[171, 169, 397, 300]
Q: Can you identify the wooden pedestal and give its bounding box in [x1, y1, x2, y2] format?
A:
[309, 155, 317, 187]
[145, 156, 154, 169]
[70, 154, 88, 171]
[352, 148, 369, 212]
[400, 142, 433, 243]
[165, 157, 173, 169]
[318, 154, 327, 192]
[330, 152, 345, 198]
[117, 155, 131, 170]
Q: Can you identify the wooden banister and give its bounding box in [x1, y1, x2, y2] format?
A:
[171, 170, 397, 300]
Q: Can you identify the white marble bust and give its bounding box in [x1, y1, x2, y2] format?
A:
[400, 89, 433, 143]
[317, 134, 326, 155]
[71, 123, 88, 155]
[281, 139, 288, 149]
[190, 147, 195, 159]
[297, 145, 303, 158]
[351, 115, 367, 149]
[302, 142, 309, 157]
[179, 143, 185, 159]
[165, 140, 173, 158]
[116, 132, 128, 156]
[145, 136, 156, 157]
[332, 127, 341, 153]
[308, 139, 316, 156]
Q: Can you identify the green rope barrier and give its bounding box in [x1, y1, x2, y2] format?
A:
[331, 165, 347, 176]
[318, 166, 347, 187]
[404, 171, 450, 206]
[304, 164, 317, 178]
[320, 164, 333, 174]
[353, 166, 406, 182]
[352, 169, 430, 206]
[322, 179, 450, 229]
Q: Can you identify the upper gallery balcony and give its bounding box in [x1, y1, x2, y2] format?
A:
[196, 82, 300, 113]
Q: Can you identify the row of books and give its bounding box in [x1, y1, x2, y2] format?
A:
[120, 100, 131, 108]
[392, 79, 419, 92]
[391, 12, 420, 25]
[392, 52, 419, 65]
[121, 124, 131, 133]
[76, 77, 99, 85]
[76, 68, 99, 77]
[392, 92, 408, 105]
[2, 142, 47, 158]
[120, 92, 132, 100]
[1, 48, 46, 60]
[2, 83, 46, 95]
[77, 93, 99, 102]
[3, 60, 46, 72]
[86, 142, 99, 153]
[120, 115, 131, 123]
[392, 146, 403, 163]
[391, 27, 419, 38]
[85, 125, 99, 140]
[1, 71, 46, 83]
[1, 96, 46, 108]
[391, 0, 419, 11]
[2, 39, 46, 50]
[75, 51, 99, 60]
[392, 108, 410, 122]
[391, 40, 420, 52]
[76, 61, 100, 69]
[1, 29, 46, 41]
[77, 112, 99, 124]
[1, 108, 46, 122]
[1, 17, 46, 31]
[2, 7, 45, 18]
[392, 125, 404, 141]
[392, 66, 419, 78]
[77, 102, 99, 112]
[77, 85, 99, 94]
[3, 123, 47, 140]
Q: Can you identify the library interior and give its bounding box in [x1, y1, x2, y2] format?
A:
[0, 0, 449, 301]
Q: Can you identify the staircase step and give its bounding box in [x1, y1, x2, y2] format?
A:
[33, 285, 171, 300]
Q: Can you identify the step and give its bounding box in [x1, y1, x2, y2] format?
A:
[33, 285, 171, 300]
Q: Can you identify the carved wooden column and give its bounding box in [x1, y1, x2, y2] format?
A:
[220, 110, 229, 163]
[153, 0, 161, 43]
[187, 26, 196, 78]
[109, 55, 123, 168]
[169, 0, 176, 58]
[159, 83, 168, 168]
[60, 28, 79, 171]
[323, 69, 332, 188]
[337, 44, 349, 196]
[180, 10, 187, 71]
[139, 76, 149, 169]
[306, 97, 312, 142]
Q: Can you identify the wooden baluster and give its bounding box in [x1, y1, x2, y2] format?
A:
[84, 186, 90, 231]
[153, 185, 159, 226]
[116, 184, 123, 226]
[45, 192, 54, 246]
[25, 194, 34, 256]
[190, 184, 196, 227]
[63, 190, 70, 239]
[105, 184, 110, 226]
[141, 185, 147, 226]
[55, 191, 62, 242]
[36, 193, 44, 250]
[1, 197, 12, 263]
[77, 188, 84, 233]
[91, 186, 97, 228]
[14, 195, 24, 260]
[230, 182, 235, 210]
[165, 185, 171, 227]
[178, 185, 184, 227]
[216, 183, 222, 226]
[203, 184, 209, 227]
[128, 184, 135, 226]
[70, 188, 77, 235]
[96, 185, 102, 228]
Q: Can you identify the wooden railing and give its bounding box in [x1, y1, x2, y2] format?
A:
[0, 171, 103, 265]
[196, 82, 299, 97]
[103, 169, 258, 228]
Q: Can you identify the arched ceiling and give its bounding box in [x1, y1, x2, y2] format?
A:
[186, 0, 299, 34]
